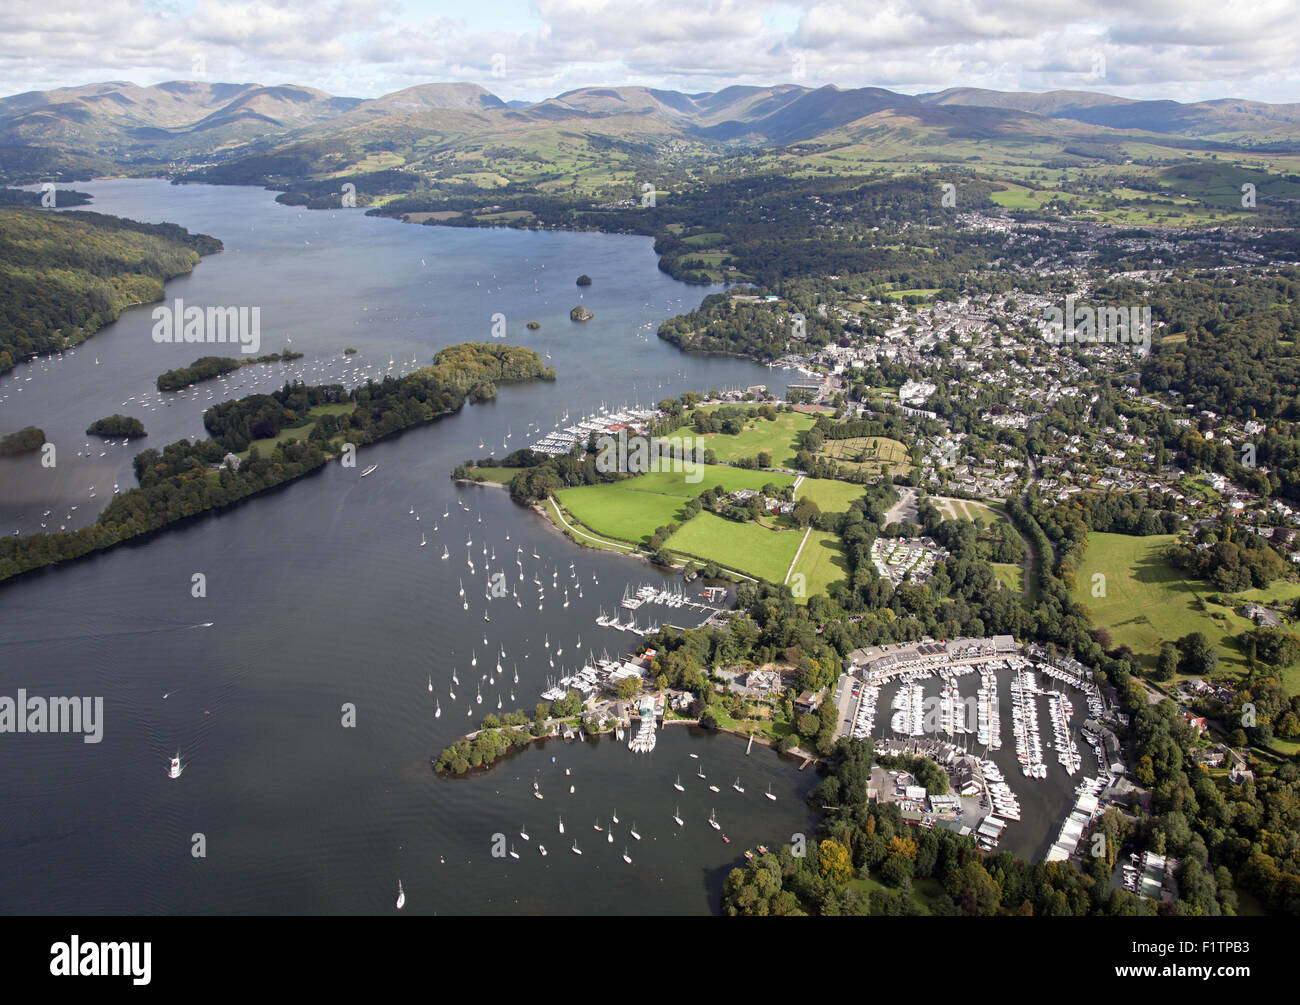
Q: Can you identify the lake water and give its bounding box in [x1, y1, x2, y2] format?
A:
[0, 181, 823, 915]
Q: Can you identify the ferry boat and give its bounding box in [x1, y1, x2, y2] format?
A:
[167, 753, 183, 779]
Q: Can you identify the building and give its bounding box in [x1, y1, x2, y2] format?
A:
[794, 690, 823, 714]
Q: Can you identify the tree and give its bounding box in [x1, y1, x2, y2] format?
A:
[819, 839, 854, 886]
[793, 498, 820, 527]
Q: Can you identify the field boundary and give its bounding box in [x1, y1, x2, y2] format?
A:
[784, 526, 812, 585]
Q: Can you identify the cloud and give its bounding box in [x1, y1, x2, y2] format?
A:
[0, 0, 1298, 103]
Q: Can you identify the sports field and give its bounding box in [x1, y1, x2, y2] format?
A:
[664, 511, 803, 583]
[555, 465, 794, 545]
[796, 477, 866, 513]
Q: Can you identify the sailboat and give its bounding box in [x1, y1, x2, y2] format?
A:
[509, 845, 520, 860]
[427, 675, 433, 692]
[611, 809, 619, 824]
[520, 825, 530, 841]
[420, 533, 426, 547]
[607, 830, 613, 844]
[622, 846, 632, 864]
[673, 806, 684, 826]
[395, 881, 405, 910]
[441, 546, 449, 559]
[733, 777, 744, 793]
[434, 700, 441, 718]
[697, 763, 706, 779]
[558, 816, 564, 834]
[475, 686, 482, 705]
[629, 822, 641, 840]
[765, 783, 776, 801]
[708, 809, 720, 831]
[673, 774, 684, 792]
[571, 840, 582, 856]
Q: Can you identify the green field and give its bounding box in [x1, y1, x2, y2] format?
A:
[688, 409, 814, 468]
[790, 529, 848, 599]
[555, 465, 794, 545]
[796, 477, 866, 513]
[993, 563, 1025, 593]
[664, 511, 803, 583]
[1072, 533, 1260, 677]
[467, 466, 520, 484]
[239, 402, 355, 460]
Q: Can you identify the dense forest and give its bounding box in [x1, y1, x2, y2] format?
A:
[0, 208, 222, 375]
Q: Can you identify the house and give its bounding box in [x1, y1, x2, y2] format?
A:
[221, 452, 241, 471]
[1184, 713, 1208, 735]
[794, 690, 823, 714]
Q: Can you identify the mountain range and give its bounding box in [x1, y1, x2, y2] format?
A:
[4, 79, 1298, 185]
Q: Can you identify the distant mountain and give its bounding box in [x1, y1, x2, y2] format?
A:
[921, 87, 1300, 140]
[4, 78, 1299, 183]
[0, 81, 362, 161]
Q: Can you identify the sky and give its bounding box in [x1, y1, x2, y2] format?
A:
[3, 0, 1299, 104]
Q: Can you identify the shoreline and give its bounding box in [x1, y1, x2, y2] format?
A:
[437, 710, 816, 779]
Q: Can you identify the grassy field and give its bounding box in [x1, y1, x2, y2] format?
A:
[993, 563, 1025, 593]
[664, 512, 804, 583]
[555, 465, 794, 545]
[1072, 533, 1261, 678]
[687, 409, 814, 468]
[467, 466, 520, 484]
[928, 496, 1008, 525]
[790, 529, 848, 598]
[239, 402, 355, 460]
[796, 477, 867, 513]
[817, 435, 910, 477]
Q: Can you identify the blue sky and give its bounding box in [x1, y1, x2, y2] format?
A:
[3, 0, 1299, 104]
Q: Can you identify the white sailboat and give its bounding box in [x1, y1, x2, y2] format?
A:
[434, 701, 441, 718]
[622, 846, 632, 864]
[674, 774, 684, 792]
[395, 880, 405, 910]
[629, 822, 641, 840]
[673, 806, 684, 826]
[765, 783, 776, 801]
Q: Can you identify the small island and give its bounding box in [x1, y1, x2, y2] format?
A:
[156, 350, 304, 392]
[576, 274, 592, 286]
[526, 320, 540, 330]
[570, 306, 593, 322]
[0, 426, 45, 456]
[344, 347, 357, 355]
[86, 415, 146, 439]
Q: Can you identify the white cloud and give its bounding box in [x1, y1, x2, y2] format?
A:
[0, 0, 1298, 103]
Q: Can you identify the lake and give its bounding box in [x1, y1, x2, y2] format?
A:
[0, 180, 819, 915]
